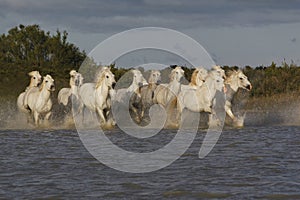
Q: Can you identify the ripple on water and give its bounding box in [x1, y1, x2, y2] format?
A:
[1, 126, 300, 199]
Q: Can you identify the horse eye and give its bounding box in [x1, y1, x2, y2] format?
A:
[33, 77, 36, 79]
[106, 75, 109, 79]
[239, 77, 243, 80]
[45, 80, 48, 83]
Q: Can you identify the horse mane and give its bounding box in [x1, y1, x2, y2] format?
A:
[94, 66, 110, 82]
[169, 69, 176, 81]
[95, 69, 110, 88]
[190, 69, 199, 86]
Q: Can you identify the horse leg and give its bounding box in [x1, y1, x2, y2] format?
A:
[225, 102, 235, 120]
[96, 107, 106, 125]
[33, 111, 39, 126]
[130, 105, 141, 124]
[165, 98, 178, 128]
[44, 112, 51, 126]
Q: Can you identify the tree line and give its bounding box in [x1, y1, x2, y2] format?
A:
[0, 24, 300, 99]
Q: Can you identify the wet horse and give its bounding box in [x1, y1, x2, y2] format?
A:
[153, 66, 185, 126]
[26, 75, 55, 125]
[224, 69, 252, 127]
[79, 68, 116, 126]
[139, 70, 161, 122]
[17, 71, 42, 113]
[176, 70, 225, 126]
[114, 69, 147, 123]
[58, 70, 83, 106]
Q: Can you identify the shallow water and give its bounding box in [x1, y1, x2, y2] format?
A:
[1, 126, 300, 199]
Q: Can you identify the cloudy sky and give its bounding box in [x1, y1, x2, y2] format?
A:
[1, 0, 300, 67]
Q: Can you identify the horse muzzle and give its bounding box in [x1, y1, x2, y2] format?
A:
[50, 85, 55, 91]
[138, 82, 144, 88]
[246, 84, 252, 91]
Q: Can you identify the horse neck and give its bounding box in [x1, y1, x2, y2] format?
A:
[96, 82, 109, 99]
[169, 79, 181, 89]
[28, 79, 37, 87]
[127, 81, 139, 93]
[200, 75, 217, 100]
[70, 85, 79, 96]
[148, 82, 157, 90]
[39, 85, 51, 99]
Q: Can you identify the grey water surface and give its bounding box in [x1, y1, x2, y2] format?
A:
[1, 126, 300, 199]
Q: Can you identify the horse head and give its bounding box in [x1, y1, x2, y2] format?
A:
[41, 75, 55, 92]
[69, 70, 84, 87]
[170, 66, 184, 82]
[226, 70, 252, 91]
[207, 70, 225, 92]
[96, 69, 116, 89]
[132, 69, 147, 88]
[236, 70, 252, 91]
[28, 71, 42, 87]
[191, 67, 208, 86]
[212, 65, 226, 79]
[148, 70, 161, 84]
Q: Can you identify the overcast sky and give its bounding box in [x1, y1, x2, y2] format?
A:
[1, 0, 300, 67]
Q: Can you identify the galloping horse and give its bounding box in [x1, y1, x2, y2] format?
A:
[26, 75, 55, 125]
[139, 70, 161, 122]
[58, 70, 83, 106]
[224, 69, 252, 126]
[17, 71, 42, 113]
[114, 69, 147, 123]
[176, 70, 225, 125]
[79, 68, 116, 126]
[153, 66, 185, 125]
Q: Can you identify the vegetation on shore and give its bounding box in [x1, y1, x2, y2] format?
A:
[1, 24, 300, 102]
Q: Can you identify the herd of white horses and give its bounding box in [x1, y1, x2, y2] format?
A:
[17, 65, 252, 128]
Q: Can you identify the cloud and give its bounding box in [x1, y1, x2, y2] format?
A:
[1, 0, 300, 34]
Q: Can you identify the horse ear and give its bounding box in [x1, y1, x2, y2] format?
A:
[28, 71, 35, 76]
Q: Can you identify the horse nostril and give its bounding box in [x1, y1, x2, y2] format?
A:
[112, 82, 116, 89]
[138, 82, 143, 88]
[246, 84, 252, 90]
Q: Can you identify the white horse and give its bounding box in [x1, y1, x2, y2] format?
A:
[114, 69, 147, 123]
[176, 70, 225, 124]
[79, 68, 116, 125]
[153, 66, 185, 125]
[139, 70, 162, 121]
[224, 69, 252, 126]
[26, 75, 55, 125]
[17, 71, 42, 113]
[58, 70, 83, 106]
